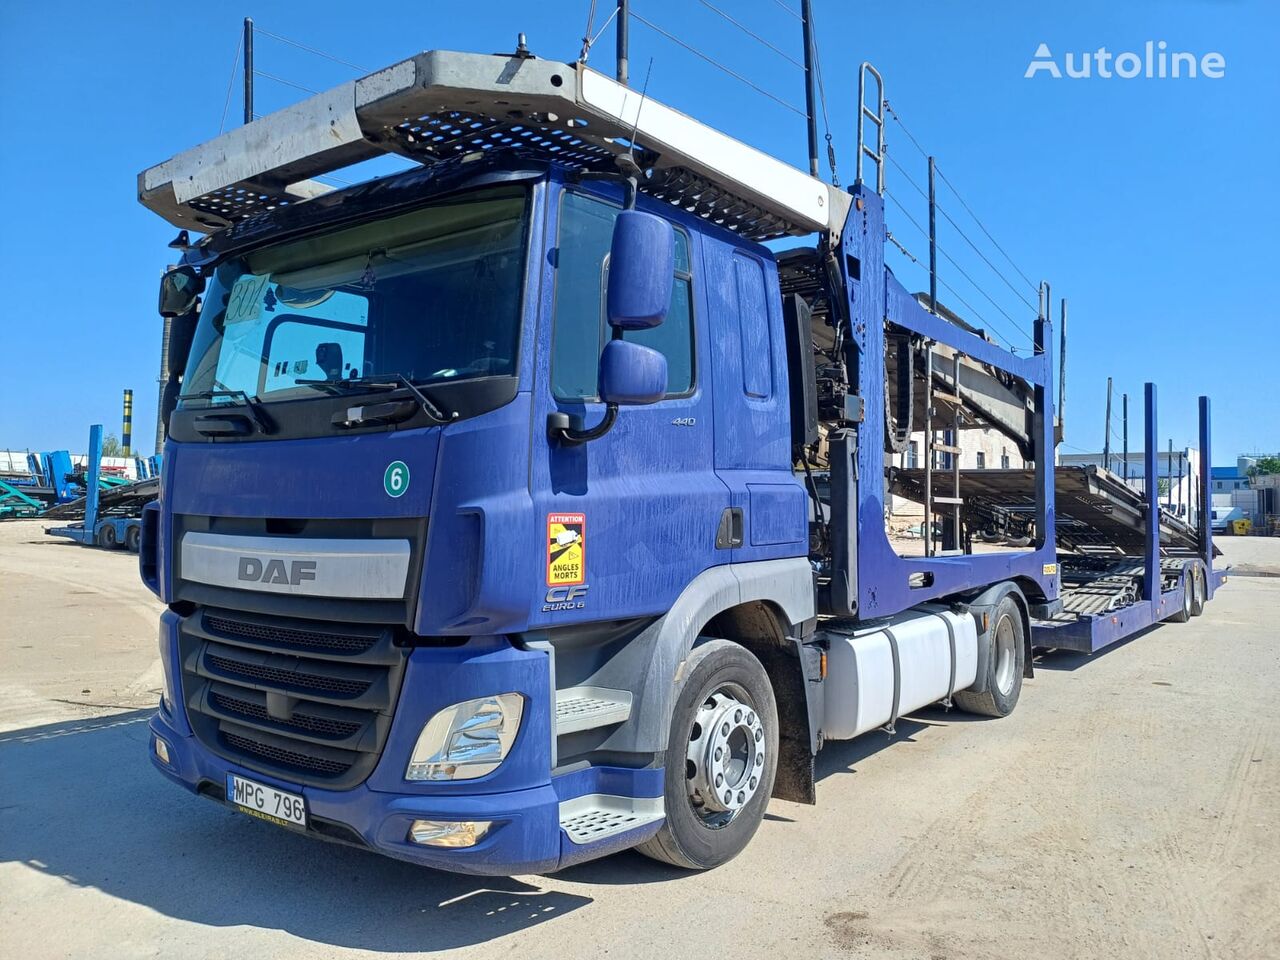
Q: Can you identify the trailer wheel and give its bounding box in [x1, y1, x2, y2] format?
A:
[1169, 567, 1194, 623]
[96, 524, 117, 549]
[637, 639, 778, 871]
[1190, 565, 1206, 617]
[954, 595, 1025, 718]
[125, 525, 141, 553]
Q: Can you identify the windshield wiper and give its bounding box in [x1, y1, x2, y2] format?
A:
[297, 374, 456, 424]
[178, 388, 274, 434]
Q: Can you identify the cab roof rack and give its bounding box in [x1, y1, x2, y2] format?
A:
[139, 50, 849, 242]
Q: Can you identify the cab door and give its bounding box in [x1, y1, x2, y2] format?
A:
[528, 182, 728, 627]
[702, 237, 807, 563]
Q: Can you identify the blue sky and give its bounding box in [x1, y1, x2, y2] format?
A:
[1, 0, 1275, 462]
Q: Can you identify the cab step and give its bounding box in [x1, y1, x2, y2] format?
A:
[558, 794, 665, 845]
[555, 687, 633, 735]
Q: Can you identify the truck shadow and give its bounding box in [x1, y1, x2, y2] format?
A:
[1032, 626, 1157, 671]
[0, 711, 590, 953]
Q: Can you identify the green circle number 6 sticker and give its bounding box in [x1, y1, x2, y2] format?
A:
[383, 460, 410, 498]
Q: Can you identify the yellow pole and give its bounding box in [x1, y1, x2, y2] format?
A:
[122, 388, 133, 457]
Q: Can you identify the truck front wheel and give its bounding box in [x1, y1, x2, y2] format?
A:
[637, 639, 778, 871]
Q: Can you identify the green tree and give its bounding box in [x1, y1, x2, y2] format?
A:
[100, 433, 124, 458]
[1247, 456, 1280, 478]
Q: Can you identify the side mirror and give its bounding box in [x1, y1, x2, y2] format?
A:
[599, 339, 667, 405]
[166, 312, 198, 381]
[158, 265, 204, 318]
[606, 210, 674, 331]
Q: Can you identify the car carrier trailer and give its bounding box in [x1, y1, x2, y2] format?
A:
[43, 425, 159, 551]
[136, 30, 1225, 876]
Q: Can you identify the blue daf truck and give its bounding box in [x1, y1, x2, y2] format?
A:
[139, 40, 1224, 875]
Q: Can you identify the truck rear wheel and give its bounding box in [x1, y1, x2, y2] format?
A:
[954, 595, 1025, 718]
[96, 524, 117, 549]
[1190, 565, 1206, 617]
[637, 639, 778, 871]
[125, 525, 141, 553]
[1169, 567, 1194, 623]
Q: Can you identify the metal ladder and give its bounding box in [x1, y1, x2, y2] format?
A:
[856, 62, 885, 194]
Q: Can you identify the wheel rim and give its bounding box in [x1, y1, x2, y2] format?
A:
[993, 615, 1017, 697]
[1184, 575, 1193, 616]
[685, 685, 765, 829]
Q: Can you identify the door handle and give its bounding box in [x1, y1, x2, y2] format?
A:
[716, 507, 744, 549]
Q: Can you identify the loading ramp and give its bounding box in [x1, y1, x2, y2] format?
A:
[41, 476, 159, 522]
[891, 464, 1217, 557]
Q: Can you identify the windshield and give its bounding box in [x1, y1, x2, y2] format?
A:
[181, 186, 528, 407]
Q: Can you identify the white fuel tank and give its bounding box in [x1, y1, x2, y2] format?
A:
[821, 606, 979, 740]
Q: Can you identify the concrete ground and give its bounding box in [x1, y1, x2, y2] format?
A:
[1, 519, 1277, 960]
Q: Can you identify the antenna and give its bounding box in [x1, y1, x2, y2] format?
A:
[617, 56, 654, 208]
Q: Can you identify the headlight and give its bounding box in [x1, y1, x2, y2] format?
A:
[405, 693, 524, 781]
[408, 819, 492, 847]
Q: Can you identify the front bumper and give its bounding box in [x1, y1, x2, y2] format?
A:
[150, 709, 571, 874]
[150, 623, 664, 875]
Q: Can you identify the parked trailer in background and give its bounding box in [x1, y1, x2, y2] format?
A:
[44, 425, 159, 551]
[135, 29, 1225, 876]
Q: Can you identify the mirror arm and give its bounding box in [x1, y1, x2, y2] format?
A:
[547, 404, 618, 446]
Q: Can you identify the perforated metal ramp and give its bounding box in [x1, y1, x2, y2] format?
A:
[555, 687, 632, 735]
[139, 51, 849, 241]
[559, 794, 664, 845]
[39, 476, 160, 521]
[891, 466, 1216, 556]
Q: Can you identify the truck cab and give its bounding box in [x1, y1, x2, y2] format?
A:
[143, 59, 819, 871]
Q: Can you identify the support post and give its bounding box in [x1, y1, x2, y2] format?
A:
[1057, 298, 1067, 441]
[1198, 395, 1214, 596]
[923, 344, 934, 557]
[243, 17, 254, 125]
[616, 1, 629, 86]
[1142, 384, 1159, 602]
[927, 157, 937, 314]
[1122, 393, 1129, 481]
[85, 424, 103, 537]
[800, 0, 820, 178]
[1178, 451, 1185, 516]
[1034, 312, 1053, 554]
[1167, 438, 1174, 509]
[1104, 376, 1113, 472]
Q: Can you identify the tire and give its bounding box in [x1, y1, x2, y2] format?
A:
[1169, 567, 1194, 623]
[954, 594, 1025, 718]
[125, 525, 141, 553]
[637, 639, 779, 871]
[1190, 565, 1206, 617]
[96, 524, 118, 549]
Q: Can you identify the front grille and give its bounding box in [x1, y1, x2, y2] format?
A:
[223, 732, 351, 776]
[206, 654, 371, 697]
[205, 615, 377, 654]
[210, 691, 362, 739]
[180, 607, 408, 788]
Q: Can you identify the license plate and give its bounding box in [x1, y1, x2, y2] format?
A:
[226, 773, 307, 828]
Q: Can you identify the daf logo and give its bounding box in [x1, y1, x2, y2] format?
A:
[237, 556, 318, 586]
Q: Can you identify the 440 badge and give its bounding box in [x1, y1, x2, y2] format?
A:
[546, 513, 585, 586]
